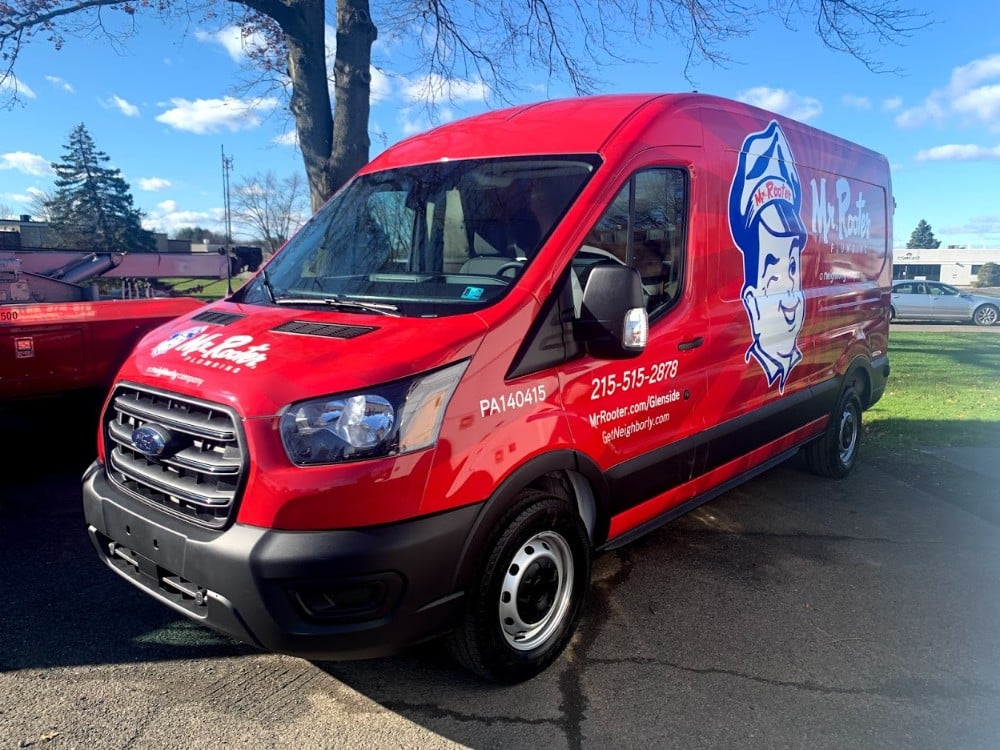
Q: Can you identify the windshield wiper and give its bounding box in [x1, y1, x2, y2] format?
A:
[273, 295, 401, 317]
[259, 266, 276, 303]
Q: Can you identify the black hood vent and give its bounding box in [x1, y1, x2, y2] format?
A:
[192, 310, 245, 326]
[272, 320, 377, 339]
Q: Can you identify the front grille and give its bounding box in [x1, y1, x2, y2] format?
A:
[104, 384, 245, 529]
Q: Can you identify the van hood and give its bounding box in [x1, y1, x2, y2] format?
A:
[119, 302, 489, 418]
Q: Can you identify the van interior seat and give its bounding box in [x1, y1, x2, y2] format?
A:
[459, 224, 521, 275]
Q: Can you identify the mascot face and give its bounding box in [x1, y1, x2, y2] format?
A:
[729, 121, 807, 392]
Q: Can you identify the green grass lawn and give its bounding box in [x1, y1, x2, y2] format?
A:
[160, 276, 246, 299]
[865, 330, 1000, 454]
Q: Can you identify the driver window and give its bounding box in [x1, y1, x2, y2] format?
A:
[570, 168, 687, 319]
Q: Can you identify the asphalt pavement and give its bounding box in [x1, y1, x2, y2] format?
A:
[1, 391, 999, 750]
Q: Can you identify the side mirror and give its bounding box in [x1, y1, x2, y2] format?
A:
[578, 264, 648, 359]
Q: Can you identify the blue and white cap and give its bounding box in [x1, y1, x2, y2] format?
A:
[730, 120, 805, 241]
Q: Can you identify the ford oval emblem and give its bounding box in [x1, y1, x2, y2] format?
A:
[131, 425, 171, 457]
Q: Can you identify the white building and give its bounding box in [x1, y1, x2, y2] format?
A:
[892, 247, 1000, 286]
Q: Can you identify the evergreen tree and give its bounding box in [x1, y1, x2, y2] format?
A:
[45, 123, 156, 253]
[906, 219, 941, 249]
[977, 262, 1000, 288]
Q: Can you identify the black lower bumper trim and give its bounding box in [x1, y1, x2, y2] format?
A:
[82, 463, 482, 660]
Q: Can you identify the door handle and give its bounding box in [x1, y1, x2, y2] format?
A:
[677, 336, 704, 351]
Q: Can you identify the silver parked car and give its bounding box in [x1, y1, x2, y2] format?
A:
[891, 280, 1000, 326]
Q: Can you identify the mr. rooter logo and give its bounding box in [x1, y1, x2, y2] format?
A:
[152, 325, 270, 370]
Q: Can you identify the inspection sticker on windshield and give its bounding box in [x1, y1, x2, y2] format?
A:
[461, 286, 484, 300]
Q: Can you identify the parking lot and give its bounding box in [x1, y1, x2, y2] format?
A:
[2, 389, 999, 750]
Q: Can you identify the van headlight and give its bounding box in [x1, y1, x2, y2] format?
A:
[279, 359, 469, 465]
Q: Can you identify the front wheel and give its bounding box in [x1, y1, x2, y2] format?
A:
[973, 304, 999, 326]
[448, 490, 591, 683]
[803, 386, 862, 479]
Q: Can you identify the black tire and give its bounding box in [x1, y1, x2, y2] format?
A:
[973, 304, 999, 326]
[448, 490, 591, 683]
[803, 386, 862, 479]
[889, 306, 896, 322]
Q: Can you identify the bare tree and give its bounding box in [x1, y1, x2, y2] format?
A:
[26, 189, 55, 222]
[232, 170, 310, 255]
[1, 1, 928, 210]
[0, 203, 14, 220]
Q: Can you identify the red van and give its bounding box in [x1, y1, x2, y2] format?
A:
[82, 93, 891, 683]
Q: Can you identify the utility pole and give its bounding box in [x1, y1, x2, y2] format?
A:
[221, 145, 234, 295]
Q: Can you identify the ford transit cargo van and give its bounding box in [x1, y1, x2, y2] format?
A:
[82, 93, 892, 682]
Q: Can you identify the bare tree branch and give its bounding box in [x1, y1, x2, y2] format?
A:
[2, 0, 930, 208]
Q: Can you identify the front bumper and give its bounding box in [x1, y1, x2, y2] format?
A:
[82, 462, 481, 660]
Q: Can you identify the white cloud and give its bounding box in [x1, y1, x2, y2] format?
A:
[950, 54, 1000, 94]
[103, 95, 140, 117]
[45, 76, 74, 93]
[401, 74, 490, 106]
[1, 74, 36, 99]
[371, 67, 392, 104]
[399, 112, 430, 136]
[142, 200, 225, 236]
[914, 144, 1000, 161]
[195, 26, 269, 63]
[138, 177, 173, 191]
[842, 94, 871, 109]
[274, 130, 298, 147]
[896, 53, 1000, 132]
[0, 152, 53, 176]
[735, 87, 822, 122]
[155, 96, 279, 134]
[882, 97, 903, 112]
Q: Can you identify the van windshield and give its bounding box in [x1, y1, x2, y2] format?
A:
[241, 156, 599, 317]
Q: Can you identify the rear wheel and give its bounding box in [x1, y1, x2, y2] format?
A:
[973, 304, 998, 326]
[803, 386, 862, 479]
[448, 490, 591, 683]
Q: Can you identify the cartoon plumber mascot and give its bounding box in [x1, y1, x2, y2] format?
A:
[729, 120, 807, 394]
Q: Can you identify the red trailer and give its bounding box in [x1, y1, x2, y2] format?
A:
[0, 249, 223, 400]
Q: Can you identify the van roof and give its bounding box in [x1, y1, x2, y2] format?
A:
[363, 93, 689, 170]
[361, 92, 888, 176]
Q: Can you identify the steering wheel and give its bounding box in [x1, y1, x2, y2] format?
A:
[494, 261, 525, 280]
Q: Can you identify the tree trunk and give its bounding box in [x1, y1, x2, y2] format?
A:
[328, 0, 376, 211]
[281, 0, 374, 212]
[281, 0, 335, 213]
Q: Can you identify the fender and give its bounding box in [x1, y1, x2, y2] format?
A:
[448, 450, 610, 592]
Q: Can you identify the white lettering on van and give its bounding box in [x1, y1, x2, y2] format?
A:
[589, 361, 679, 401]
[586, 394, 677, 444]
[175, 333, 270, 369]
[810, 177, 871, 246]
[479, 384, 547, 417]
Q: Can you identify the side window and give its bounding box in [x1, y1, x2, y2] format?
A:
[570, 168, 687, 319]
[894, 282, 914, 295]
[633, 170, 685, 315]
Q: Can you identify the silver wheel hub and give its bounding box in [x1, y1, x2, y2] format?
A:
[498, 531, 574, 651]
[838, 407, 858, 464]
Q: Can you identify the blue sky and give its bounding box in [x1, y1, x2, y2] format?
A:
[1, 1, 999, 249]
